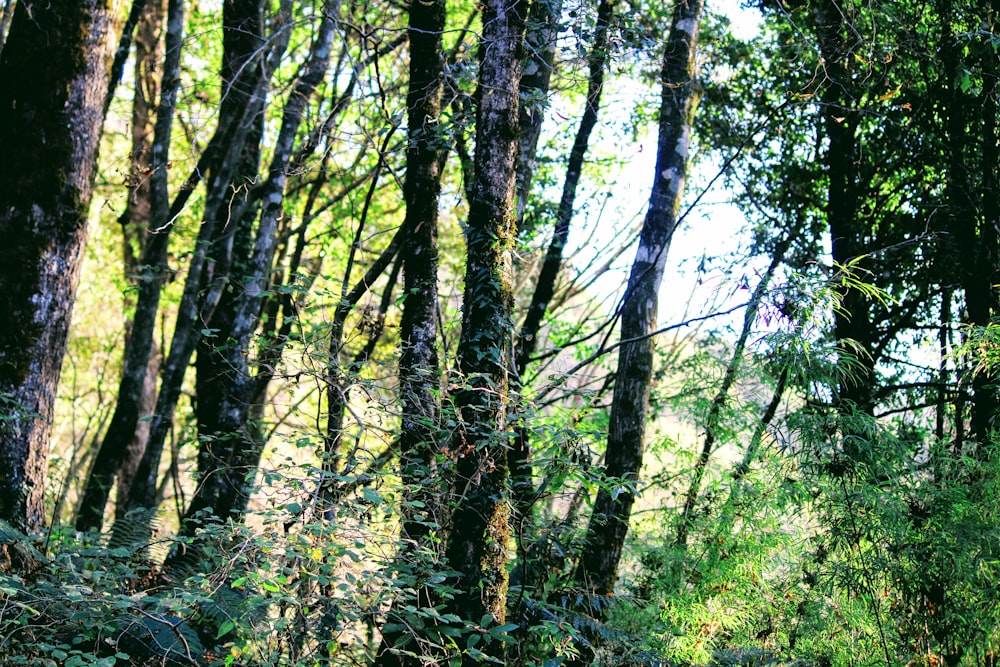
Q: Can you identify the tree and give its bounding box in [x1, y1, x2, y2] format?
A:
[574, 0, 704, 599]
[76, 0, 174, 533]
[441, 0, 527, 660]
[0, 1, 126, 534]
[167, 0, 340, 552]
[375, 0, 445, 661]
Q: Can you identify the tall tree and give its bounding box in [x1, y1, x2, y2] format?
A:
[511, 0, 616, 531]
[77, 0, 177, 532]
[168, 0, 340, 550]
[574, 0, 704, 598]
[117, 0, 291, 528]
[441, 0, 526, 660]
[375, 0, 446, 662]
[813, 0, 877, 424]
[0, 0, 126, 534]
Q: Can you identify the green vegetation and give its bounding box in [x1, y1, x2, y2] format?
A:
[1, 0, 999, 665]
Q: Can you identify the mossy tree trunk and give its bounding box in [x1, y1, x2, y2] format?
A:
[0, 0, 126, 535]
[441, 0, 526, 661]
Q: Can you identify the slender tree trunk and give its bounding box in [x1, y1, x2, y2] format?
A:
[115, 2, 166, 515]
[322, 227, 401, 505]
[168, 1, 339, 552]
[187, 0, 266, 521]
[77, 0, 176, 533]
[375, 1, 445, 662]
[115, 9, 293, 532]
[322, 131, 398, 508]
[110, 0, 166, 515]
[814, 0, 874, 423]
[574, 0, 703, 599]
[0, 0, 126, 534]
[966, 3, 1000, 447]
[515, 0, 563, 222]
[441, 0, 526, 660]
[511, 0, 615, 530]
[675, 238, 789, 548]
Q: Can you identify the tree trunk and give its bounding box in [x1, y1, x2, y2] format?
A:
[115, 0, 165, 517]
[168, 1, 339, 554]
[186, 0, 267, 525]
[515, 0, 563, 223]
[375, 0, 445, 662]
[115, 0, 293, 534]
[814, 0, 875, 424]
[0, 0, 17, 59]
[396, 0, 445, 553]
[574, 0, 703, 599]
[77, 0, 175, 533]
[0, 0, 126, 534]
[441, 0, 527, 660]
[511, 0, 615, 532]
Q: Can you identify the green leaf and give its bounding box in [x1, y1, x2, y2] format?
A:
[217, 618, 236, 639]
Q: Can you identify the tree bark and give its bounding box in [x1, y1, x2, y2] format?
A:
[77, 0, 176, 533]
[168, 0, 339, 553]
[574, 0, 703, 599]
[396, 0, 445, 554]
[0, 0, 126, 534]
[187, 0, 267, 520]
[441, 0, 527, 660]
[515, 0, 563, 223]
[375, 1, 446, 662]
[511, 0, 615, 532]
[814, 0, 876, 423]
[115, 2, 293, 531]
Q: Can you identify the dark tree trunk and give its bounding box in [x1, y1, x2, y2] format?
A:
[396, 0, 444, 553]
[0, 0, 125, 534]
[972, 4, 1000, 446]
[115, 0, 166, 517]
[511, 0, 615, 531]
[186, 0, 267, 524]
[77, 0, 177, 533]
[115, 1, 294, 532]
[441, 0, 527, 660]
[515, 0, 613, 372]
[168, 1, 339, 555]
[574, 0, 703, 599]
[515, 0, 563, 222]
[947, 0, 1000, 448]
[375, 0, 445, 662]
[814, 0, 875, 422]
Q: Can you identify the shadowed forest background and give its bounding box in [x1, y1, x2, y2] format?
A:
[0, 0, 999, 665]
